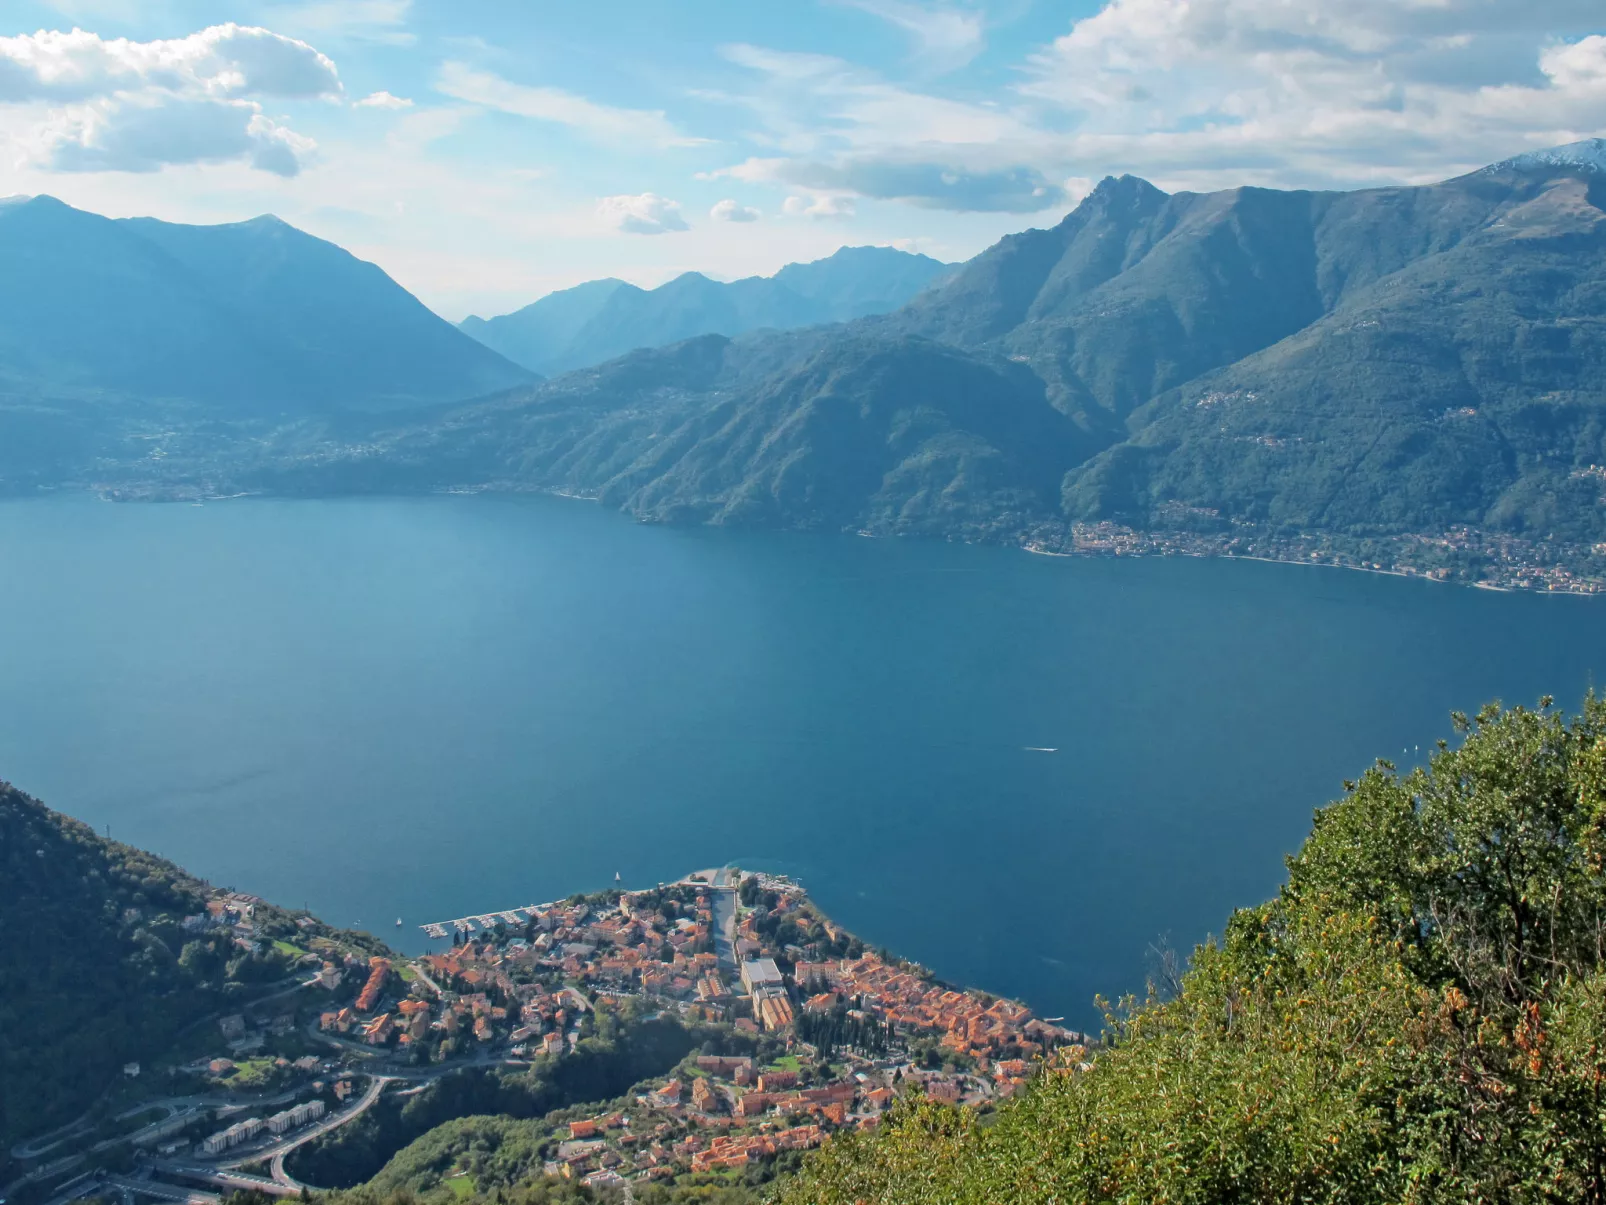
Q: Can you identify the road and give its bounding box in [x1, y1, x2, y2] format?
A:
[105, 1175, 220, 1204]
[153, 1164, 298, 1198]
[708, 866, 739, 979]
[216, 1075, 392, 1179]
[9, 972, 321, 1164]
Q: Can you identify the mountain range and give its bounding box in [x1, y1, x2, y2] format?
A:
[9, 142, 1606, 576]
[457, 245, 954, 376]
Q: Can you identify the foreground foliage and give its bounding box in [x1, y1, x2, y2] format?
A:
[777, 698, 1606, 1204]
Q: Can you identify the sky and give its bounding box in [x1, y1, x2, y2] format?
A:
[2, 1, 1604, 321]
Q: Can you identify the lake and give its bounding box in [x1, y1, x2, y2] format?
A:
[2, 492, 1603, 1029]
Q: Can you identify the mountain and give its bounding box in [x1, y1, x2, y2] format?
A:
[1053, 149, 1606, 537]
[14, 145, 1606, 582]
[458, 245, 953, 376]
[458, 278, 628, 378]
[0, 196, 533, 414]
[194, 143, 1603, 569]
[224, 329, 1096, 541]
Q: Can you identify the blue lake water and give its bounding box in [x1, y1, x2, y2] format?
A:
[3, 492, 1604, 1029]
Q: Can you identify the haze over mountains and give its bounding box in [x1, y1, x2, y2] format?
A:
[0, 195, 533, 414]
[457, 245, 954, 376]
[8, 142, 1606, 568]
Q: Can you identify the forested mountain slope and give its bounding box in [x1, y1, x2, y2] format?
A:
[236, 330, 1093, 540]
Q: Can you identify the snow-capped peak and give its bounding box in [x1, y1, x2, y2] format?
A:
[1485, 138, 1606, 175]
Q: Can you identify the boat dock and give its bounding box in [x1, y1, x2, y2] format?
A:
[419, 906, 546, 940]
[418, 872, 726, 940]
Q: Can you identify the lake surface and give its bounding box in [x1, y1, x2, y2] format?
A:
[3, 493, 1603, 1028]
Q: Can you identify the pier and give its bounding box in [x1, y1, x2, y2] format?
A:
[417, 874, 727, 940]
[420, 904, 552, 939]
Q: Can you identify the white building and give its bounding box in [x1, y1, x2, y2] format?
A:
[740, 958, 783, 994]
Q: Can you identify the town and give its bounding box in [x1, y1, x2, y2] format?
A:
[8, 869, 1083, 1205]
[1029, 518, 1606, 594]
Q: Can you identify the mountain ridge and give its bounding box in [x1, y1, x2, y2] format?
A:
[459, 245, 953, 376]
[12, 145, 1606, 589]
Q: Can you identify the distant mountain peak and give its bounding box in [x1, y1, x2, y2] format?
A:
[1485, 138, 1606, 176]
[462, 245, 955, 375]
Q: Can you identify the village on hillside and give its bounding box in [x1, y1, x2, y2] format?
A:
[349, 869, 1083, 1190]
[18, 871, 1082, 1204]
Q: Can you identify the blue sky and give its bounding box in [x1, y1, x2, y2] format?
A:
[3, 0, 1604, 319]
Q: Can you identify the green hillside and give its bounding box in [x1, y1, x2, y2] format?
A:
[773, 697, 1606, 1204]
[0, 781, 386, 1151]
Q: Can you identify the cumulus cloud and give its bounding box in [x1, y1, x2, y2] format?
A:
[436, 62, 703, 147]
[782, 193, 856, 219]
[598, 192, 690, 234]
[353, 89, 411, 109]
[33, 95, 314, 176]
[0, 24, 335, 175]
[710, 198, 760, 222]
[0, 24, 340, 101]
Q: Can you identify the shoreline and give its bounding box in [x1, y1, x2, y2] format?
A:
[61, 483, 1604, 598]
[1022, 534, 1591, 597]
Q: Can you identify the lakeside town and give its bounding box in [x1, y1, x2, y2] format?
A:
[1028, 518, 1606, 594]
[9, 869, 1082, 1205]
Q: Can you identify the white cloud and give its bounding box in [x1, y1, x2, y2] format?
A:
[1541, 35, 1606, 92]
[29, 95, 314, 176]
[711, 198, 760, 222]
[711, 47, 1065, 212]
[708, 4, 1606, 214]
[354, 89, 411, 109]
[598, 191, 690, 234]
[0, 25, 336, 175]
[268, 1, 415, 47]
[0, 24, 340, 101]
[1017, 0, 1606, 187]
[783, 193, 856, 219]
[435, 62, 703, 147]
[832, 0, 985, 72]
